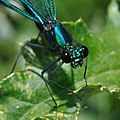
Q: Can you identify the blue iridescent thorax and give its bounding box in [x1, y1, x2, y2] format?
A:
[54, 22, 72, 47]
[42, 21, 72, 49]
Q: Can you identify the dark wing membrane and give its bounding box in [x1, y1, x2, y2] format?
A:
[14, 0, 56, 23]
[29, 0, 56, 21]
[13, 0, 56, 23]
[48, 0, 56, 19]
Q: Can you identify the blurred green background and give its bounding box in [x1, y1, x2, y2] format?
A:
[0, 0, 120, 120]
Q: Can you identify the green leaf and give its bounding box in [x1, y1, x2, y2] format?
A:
[0, 1, 120, 119]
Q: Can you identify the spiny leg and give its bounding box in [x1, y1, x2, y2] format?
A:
[83, 57, 88, 86]
[48, 76, 83, 101]
[10, 45, 25, 74]
[27, 68, 57, 106]
[41, 56, 61, 77]
[10, 33, 41, 73]
[48, 62, 83, 101]
[10, 41, 54, 74]
[48, 61, 64, 79]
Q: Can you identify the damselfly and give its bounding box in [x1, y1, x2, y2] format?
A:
[0, 0, 89, 105]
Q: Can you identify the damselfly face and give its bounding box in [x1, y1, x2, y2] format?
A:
[61, 45, 88, 68]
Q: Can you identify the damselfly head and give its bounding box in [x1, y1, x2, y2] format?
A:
[61, 45, 88, 68]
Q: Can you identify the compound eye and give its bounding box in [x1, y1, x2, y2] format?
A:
[82, 46, 88, 58]
[61, 52, 71, 63]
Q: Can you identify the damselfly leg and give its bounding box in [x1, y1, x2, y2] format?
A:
[27, 68, 57, 106]
[10, 33, 40, 73]
[42, 59, 83, 101]
[10, 41, 53, 73]
[10, 45, 25, 74]
[83, 57, 88, 86]
[41, 56, 62, 76]
[10, 31, 54, 73]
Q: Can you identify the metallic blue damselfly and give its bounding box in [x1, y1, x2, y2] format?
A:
[0, 0, 89, 105]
